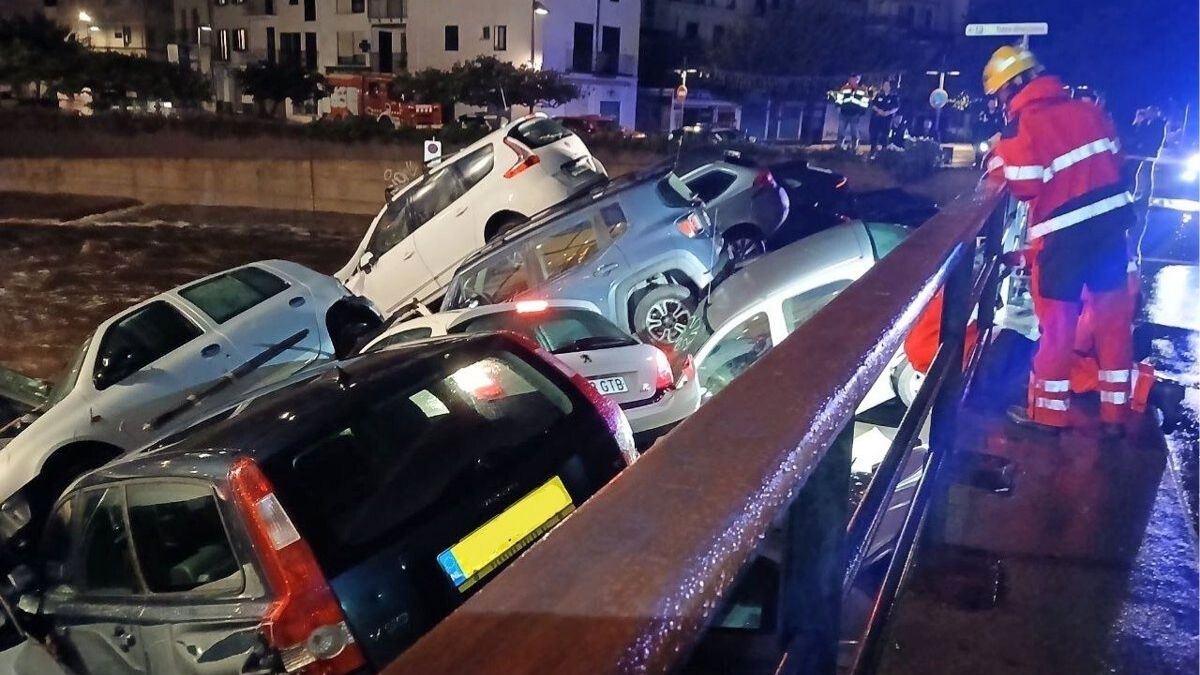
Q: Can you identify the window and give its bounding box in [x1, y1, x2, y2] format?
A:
[924, 9, 933, 29]
[305, 32, 318, 70]
[279, 32, 301, 65]
[265, 0, 275, 14]
[533, 218, 601, 281]
[599, 26, 620, 73]
[266, 26, 276, 63]
[454, 308, 636, 353]
[259, 349, 574, 575]
[444, 25, 459, 51]
[369, 327, 435, 352]
[454, 145, 495, 193]
[509, 117, 572, 149]
[656, 173, 698, 208]
[781, 281, 852, 332]
[95, 301, 203, 389]
[685, 22, 699, 38]
[77, 487, 139, 594]
[337, 30, 367, 65]
[600, 203, 628, 238]
[865, 222, 910, 260]
[712, 24, 725, 44]
[304, 0, 316, 20]
[599, 99, 621, 122]
[698, 312, 773, 397]
[493, 24, 507, 51]
[126, 482, 241, 594]
[686, 170, 738, 202]
[234, 28, 247, 51]
[217, 28, 230, 60]
[337, 0, 365, 12]
[369, 189, 418, 257]
[179, 267, 289, 324]
[44, 0, 57, 6]
[482, 26, 490, 39]
[450, 248, 531, 307]
[407, 167, 466, 229]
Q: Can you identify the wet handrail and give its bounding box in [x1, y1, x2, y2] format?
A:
[384, 180, 1008, 675]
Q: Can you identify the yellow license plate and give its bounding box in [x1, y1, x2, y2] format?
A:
[436, 476, 575, 592]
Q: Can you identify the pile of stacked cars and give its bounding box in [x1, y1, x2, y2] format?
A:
[0, 116, 930, 673]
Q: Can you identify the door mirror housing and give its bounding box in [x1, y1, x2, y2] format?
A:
[359, 251, 375, 273]
[94, 347, 140, 389]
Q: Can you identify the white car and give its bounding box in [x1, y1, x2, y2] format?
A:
[338, 114, 608, 316]
[682, 221, 912, 409]
[0, 260, 382, 545]
[361, 299, 701, 444]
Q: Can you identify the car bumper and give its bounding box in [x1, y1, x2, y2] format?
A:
[620, 374, 701, 438]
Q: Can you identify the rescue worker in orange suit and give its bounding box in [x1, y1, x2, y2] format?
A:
[982, 46, 1137, 435]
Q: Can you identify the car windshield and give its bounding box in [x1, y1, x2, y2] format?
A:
[452, 308, 638, 353]
[656, 173, 697, 208]
[446, 247, 532, 309]
[45, 338, 91, 408]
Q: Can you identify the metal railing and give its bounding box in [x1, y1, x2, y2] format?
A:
[383, 180, 1011, 675]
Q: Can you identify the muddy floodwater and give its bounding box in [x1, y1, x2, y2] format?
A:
[0, 202, 367, 380]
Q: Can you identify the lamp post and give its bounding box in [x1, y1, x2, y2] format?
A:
[669, 67, 697, 132]
[530, 0, 548, 69]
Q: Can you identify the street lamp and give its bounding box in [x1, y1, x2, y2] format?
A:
[926, 69, 960, 142]
[78, 10, 93, 23]
[530, 0, 549, 69]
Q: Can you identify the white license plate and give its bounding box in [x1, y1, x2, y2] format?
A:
[567, 158, 591, 176]
[590, 376, 628, 395]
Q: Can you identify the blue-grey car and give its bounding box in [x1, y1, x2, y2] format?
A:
[442, 167, 727, 346]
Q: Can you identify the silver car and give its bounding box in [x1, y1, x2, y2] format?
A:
[360, 299, 701, 444]
[679, 155, 790, 264]
[442, 167, 726, 347]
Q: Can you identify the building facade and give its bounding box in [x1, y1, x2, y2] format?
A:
[5, 0, 174, 57]
[174, 0, 640, 127]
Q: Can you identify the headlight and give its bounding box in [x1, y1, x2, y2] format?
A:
[1182, 153, 1200, 182]
[978, 141, 990, 153]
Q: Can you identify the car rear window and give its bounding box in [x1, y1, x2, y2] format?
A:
[261, 348, 576, 575]
[180, 267, 289, 323]
[656, 173, 697, 208]
[453, 308, 637, 353]
[448, 249, 532, 308]
[864, 222, 911, 260]
[509, 117, 574, 149]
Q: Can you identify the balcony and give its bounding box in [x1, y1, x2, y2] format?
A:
[368, 0, 406, 23]
[567, 49, 636, 77]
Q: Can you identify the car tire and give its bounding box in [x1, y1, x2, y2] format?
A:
[892, 361, 924, 408]
[633, 285, 696, 347]
[722, 228, 767, 266]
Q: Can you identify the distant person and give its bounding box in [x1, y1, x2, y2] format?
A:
[1128, 106, 1166, 212]
[981, 45, 1135, 435]
[869, 80, 901, 158]
[887, 113, 910, 149]
[832, 74, 870, 151]
[975, 97, 1004, 143]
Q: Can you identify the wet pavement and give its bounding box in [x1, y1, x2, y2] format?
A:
[0, 196, 366, 380]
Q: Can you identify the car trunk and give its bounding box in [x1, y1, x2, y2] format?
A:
[554, 343, 661, 409]
[509, 118, 605, 194]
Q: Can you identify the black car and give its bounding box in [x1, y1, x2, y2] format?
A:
[7, 333, 636, 674]
[767, 159, 853, 244]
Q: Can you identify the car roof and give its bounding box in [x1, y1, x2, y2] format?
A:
[370, 299, 605, 349]
[75, 334, 529, 487]
[703, 222, 873, 329]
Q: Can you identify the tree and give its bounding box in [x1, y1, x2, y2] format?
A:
[67, 51, 211, 109]
[388, 56, 579, 121]
[237, 61, 327, 117]
[0, 14, 87, 98]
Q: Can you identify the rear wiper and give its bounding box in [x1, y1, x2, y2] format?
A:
[554, 336, 636, 353]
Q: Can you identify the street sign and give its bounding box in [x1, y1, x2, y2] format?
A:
[965, 22, 1048, 37]
[929, 88, 949, 110]
[424, 139, 442, 163]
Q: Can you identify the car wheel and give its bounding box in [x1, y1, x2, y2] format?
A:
[892, 360, 924, 408]
[723, 229, 767, 266]
[634, 285, 696, 347]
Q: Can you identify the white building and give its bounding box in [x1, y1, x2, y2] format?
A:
[6, 0, 174, 58]
[175, 0, 640, 127]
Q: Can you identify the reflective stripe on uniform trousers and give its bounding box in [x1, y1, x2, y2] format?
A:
[1100, 390, 1129, 404]
[1027, 192, 1134, 239]
[1036, 397, 1069, 411]
[1099, 369, 1130, 383]
[1038, 379, 1071, 393]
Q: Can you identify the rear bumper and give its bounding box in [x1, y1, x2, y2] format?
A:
[621, 375, 701, 436]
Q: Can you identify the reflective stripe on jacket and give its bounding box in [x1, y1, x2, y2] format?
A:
[985, 75, 1131, 241]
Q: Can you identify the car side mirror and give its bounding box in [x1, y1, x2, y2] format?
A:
[94, 348, 139, 389]
[359, 251, 375, 273]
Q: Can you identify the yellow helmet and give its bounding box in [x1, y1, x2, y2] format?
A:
[982, 45, 1039, 95]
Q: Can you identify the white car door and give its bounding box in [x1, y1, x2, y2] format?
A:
[174, 265, 325, 396]
[352, 182, 440, 316]
[90, 299, 237, 447]
[410, 148, 491, 292]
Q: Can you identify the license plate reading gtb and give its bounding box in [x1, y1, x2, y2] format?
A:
[590, 376, 628, 395]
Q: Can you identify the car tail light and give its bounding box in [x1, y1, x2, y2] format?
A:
[753, 169, 777, 190]
[675, 212, 707, 238]
[527, 341, 638, 465]
[229, 457, 366, 675]
[503, 138, 542, 178]
[653, 347, 674, 392]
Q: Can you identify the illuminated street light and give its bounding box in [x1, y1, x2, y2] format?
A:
[87, 25, 100, 32]
[199, 25, 213, 32]
[532, 1, 549, 15]
[78, 10, 93, 22]
[530, 1, 549, 69]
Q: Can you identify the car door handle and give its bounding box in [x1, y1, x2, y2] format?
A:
[289, 296, 306, 308]
[113, 626, 136, 652]
[402, 248, 416, 260]
[200, 344, 221, 358]
[594, 262, 620, 277]
[454, 205, 469, 217]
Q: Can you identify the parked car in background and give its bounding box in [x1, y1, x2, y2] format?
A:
[767, 159, 854, 242]
[0, 261, 382, 550]
[678, 154, 790, 264]
[442, 167, 724, 347]
[850, 189, 940, 228]
[668, 124, 755, 147]
[6, 333, 635, 674]
[362, 299, 700, 444]
[676, 221, 911, 409]
[555, 115, 646, 140]
[337, 114, 608, 316]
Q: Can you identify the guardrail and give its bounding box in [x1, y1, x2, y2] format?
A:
[384, 180, 1010, 674]
[0, 367, 49, 411]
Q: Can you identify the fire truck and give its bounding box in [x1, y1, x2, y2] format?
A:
[325, 73, 442, 129]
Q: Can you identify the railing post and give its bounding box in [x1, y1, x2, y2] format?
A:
[975, 200, 1008, 332]
[778, 422, 852, 675]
